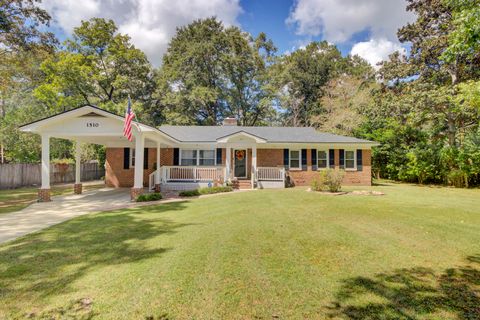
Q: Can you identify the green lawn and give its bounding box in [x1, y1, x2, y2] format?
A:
[0, 183, 479, 319]
[0, 183, 104, 215]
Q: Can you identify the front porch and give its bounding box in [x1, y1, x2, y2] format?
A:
[147, 165, 286, 191]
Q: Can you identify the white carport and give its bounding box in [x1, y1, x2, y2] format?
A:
[20, 105, 177, 201]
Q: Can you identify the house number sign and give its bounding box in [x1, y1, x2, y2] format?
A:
[86, 122, 99, 127]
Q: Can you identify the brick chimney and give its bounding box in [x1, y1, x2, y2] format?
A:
[222, 117, 237, 126]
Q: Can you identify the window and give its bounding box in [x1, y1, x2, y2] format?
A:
[345, 150, 355, 169]
[290, 150, 300, 169]
[130, 148, 135, 167]
[180, 150, 197, 166]
[199, 150, 215, 166]
[180, 149, 216, 166]
[317, 150, 328, 169]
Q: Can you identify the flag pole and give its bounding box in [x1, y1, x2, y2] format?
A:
[129, 95, 142, 133]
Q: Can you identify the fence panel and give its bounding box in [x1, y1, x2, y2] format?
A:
[0, 163, 105, 189]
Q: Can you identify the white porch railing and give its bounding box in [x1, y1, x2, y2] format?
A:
[165, 166, 225, 182]
[148, 170, 157, 191]
[149, 166, 226, 191]
[256, 167, 285, 181]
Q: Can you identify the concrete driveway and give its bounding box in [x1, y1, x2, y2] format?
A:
[0, 188, 132, 244]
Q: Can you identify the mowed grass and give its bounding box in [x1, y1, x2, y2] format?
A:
[0, 183, 104, 215]
[0, 183, 479, 319]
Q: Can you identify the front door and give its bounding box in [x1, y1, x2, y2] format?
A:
[234, 149, 247, 178]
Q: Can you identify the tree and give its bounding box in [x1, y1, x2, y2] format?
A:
[0, 0, 56, 163]
[310, 56, 375, 135]
[270, 41, 345, 126]
[34, 18, 155, 117]
[0, 0, 56, 54]
[157, 17, 276, 125]
[396, 0, 480, 147]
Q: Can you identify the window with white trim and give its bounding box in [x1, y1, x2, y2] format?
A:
[180, 150, 197, 166]
[180, 149, 216, 166]
[345, 150, 356, 169]
[130, 148, 135, 167]
[317, 150, 328, 169]
[289, 150, 301, 169]
[199, 150, 215, 166]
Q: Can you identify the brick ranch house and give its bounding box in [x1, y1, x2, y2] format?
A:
[20, 105, 378, 201]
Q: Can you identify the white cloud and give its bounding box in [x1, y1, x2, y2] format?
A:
[287, 0, 414, 42]
[42, 0, 242, 66]
[351, 38, 405, 67]
[287, 0, 415, 65]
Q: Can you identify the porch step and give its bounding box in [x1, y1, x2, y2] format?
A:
[232, 179, 252, 190]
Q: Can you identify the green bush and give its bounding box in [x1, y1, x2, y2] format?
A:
[311, 169, 345, 192]
[179, 186, 233, 197]
[136, 193, 163, 202]
[447, 169, 467, 188]
[178, 189, 200, 197]
[199, 186, 233, 195]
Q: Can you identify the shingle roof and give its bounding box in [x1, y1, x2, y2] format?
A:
[158, 125, 376, 144]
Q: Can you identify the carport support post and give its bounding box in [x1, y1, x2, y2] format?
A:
[74, 141, 82, 194]
[131, 133, 145, 200]
[155, 141, 161, 193]
[39, 134, 51, 202]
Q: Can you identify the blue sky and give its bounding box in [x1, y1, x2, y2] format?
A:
[41, 0, 415, 66]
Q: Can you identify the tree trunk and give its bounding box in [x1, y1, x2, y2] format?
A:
[447, 63, 459, 147]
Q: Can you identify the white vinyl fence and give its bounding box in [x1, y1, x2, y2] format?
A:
[0, 162, 105, 189]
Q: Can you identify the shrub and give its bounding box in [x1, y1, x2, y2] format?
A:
[199, 186, 233, 195]
[311, 169, 345, 192]
[447, 169, 467, 188]
[179, 186, 233, 197]
[311, 175, 325, 192]
[136, 193, 163, 202]
[179, 189, 200, 197]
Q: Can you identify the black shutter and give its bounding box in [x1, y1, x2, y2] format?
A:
[144, 148, 149, 169]
[311, 148, 317, 171]
[216, 148, 222, 165]
[173, 148, 179, 166]
[357, 149, 363, 171]
[283, 149, 289, 168]
[301, 149, 307, 170]
[339, 149, 345, 169]
[123, 148, 130, 169]
[329, 149, 335, 168]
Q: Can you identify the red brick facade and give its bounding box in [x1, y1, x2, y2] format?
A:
[105, 147, 372, 187]
[105, 147, 174, 188]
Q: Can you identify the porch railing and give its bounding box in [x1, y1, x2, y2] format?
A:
[164, 166, 225, 182]
[256, 167, 285, 181]
[149, 166, 226, 191]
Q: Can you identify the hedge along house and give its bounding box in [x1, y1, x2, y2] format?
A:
[20, 105, 379, 201]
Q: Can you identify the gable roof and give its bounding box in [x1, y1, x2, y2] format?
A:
[158, 125, 377, 144]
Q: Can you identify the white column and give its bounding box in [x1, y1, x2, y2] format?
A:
[155, 141, 161, 184]
[252, 145, 257, 174]
[133, 133, 145, 189]
[41, 134, 50, 189]
[75, 141, 81, 184]
[226, 146, 231, 181]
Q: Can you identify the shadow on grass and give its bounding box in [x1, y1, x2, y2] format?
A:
[327, 255, 480, 319]
[0, 201, 192, 309]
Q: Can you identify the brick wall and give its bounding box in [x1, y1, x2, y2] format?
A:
[256, 148, 372, 186]
[106, 147, 372, 187]
[105, 147, 174, 188]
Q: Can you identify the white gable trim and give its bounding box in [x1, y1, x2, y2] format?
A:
[216, 131, 267, 143]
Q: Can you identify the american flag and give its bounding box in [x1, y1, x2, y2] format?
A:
[123, 96, 135, 141]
